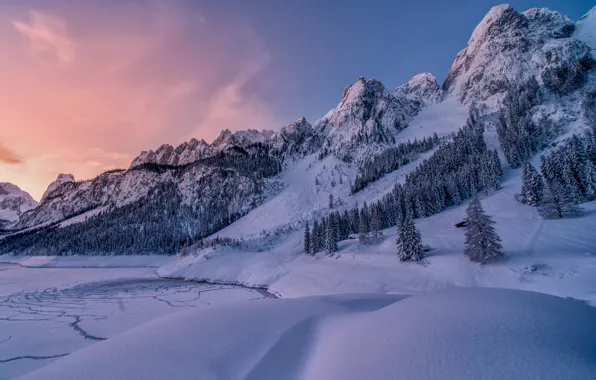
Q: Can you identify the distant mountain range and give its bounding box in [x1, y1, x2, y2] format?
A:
[1, 4, 594, 255]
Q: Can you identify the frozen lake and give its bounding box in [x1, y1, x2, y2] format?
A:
[0, 263, 268, 379]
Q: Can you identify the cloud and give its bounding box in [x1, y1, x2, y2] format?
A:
[13, 10, 76, 63]
[194, 52, 277, 139]
[0, 144, 23, 164]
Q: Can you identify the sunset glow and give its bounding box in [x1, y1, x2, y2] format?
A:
[0, 0, 590, 200]
[0, 1, 279, 199]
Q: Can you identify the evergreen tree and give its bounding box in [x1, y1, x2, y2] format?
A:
[341, 210, 350, 240]
[303, 221, 311, 255]
[370, 204, 380, 243]
[538, 182, 582, 219]
[328, 193, 334, 209]
[358, 208, 368, 244]
[326, 214, 339, 254]
[320, 216, 327, 245]
[520, 162, 544, 206]
[463, 196, 503, 263]
[351, 205, 360, 234]
[482, 149, 503, 192]
[566, 135, 595, 201]
[311, 220, 320, 253]
[396, 216, 424, 262]
[362, 202, 371, 232]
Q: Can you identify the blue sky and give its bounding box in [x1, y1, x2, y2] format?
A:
[201, 0, 593, 123]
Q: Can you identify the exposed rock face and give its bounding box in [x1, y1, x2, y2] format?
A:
[213, 129, 275, 147]
[130, 130, 275, 169]
[0, 183, 37, 226]
[269, 117, 322, 158]
[443, 5, 578, 104]
[315, 77, 423, 163]
[16, 145, 281, 232]
[41, 174, 75, 202]
[395, 73, 443, 104]
[536, 38, 595, 95]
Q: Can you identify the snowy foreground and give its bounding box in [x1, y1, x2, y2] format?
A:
[15, 288, 596, 380]
[0, 264, 267, 379]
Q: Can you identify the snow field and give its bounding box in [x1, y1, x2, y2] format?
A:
[17, 288, 596, 380]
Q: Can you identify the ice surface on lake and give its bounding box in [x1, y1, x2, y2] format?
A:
[0, 264, 265, 378]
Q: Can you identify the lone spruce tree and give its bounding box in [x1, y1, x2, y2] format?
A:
[463, 196, 503, 263]
[520, 162, 544, 206]
[396, 216, 424, 262]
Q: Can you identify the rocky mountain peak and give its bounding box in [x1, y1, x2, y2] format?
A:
[41, 174, 75, 201]
[269, 117, 321, 158]
[0, 182, 38, 225]
[523, 8, 575, 39]
[395, 72, 443, 104]
[212, 129, 234, 147]
[442, 4, 578, 104]
[316, 77, 423, 163]
[339, 77, 385, 109]
[130, 128, 277, 169]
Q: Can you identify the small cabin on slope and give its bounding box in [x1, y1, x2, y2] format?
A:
[454, 220, 469, 228]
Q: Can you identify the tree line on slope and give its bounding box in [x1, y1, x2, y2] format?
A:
[305, 111, 503, 257]
[350, 134, 441, 194]
[305, 99, 595, 262]
[305, 194, 503, 264]
[0, 145, 283, 255]
[520, 130, 596, 218]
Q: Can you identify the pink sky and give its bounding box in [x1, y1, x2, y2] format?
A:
[0, 1, 281, 200]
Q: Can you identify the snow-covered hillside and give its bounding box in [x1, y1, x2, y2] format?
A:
[16, 288, 596, 380]
[158, 162, 596, 303]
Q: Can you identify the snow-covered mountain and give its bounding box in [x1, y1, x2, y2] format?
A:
[315, 77, 424, 163]
[0, 183, 37, 227]
[41, 173, 75, 202]
[443, 5, 593, 104]
[394, 72, 443, 104]
[2, 3, 595, 258]
[269, 117, 322, 159]
[5, 143, 282, 254]
[130, 129, 276, 168]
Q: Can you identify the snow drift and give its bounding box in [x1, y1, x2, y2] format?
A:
[16, 288, 596, 380]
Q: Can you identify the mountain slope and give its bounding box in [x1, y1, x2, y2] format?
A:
[2, 146, 282, 255]
[315, 77, 424, 163]
[443, 5, 593, 104]
[130, 129, 276, 168]
[394, 72, 443, 104]
[0, 183, 37, 228]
